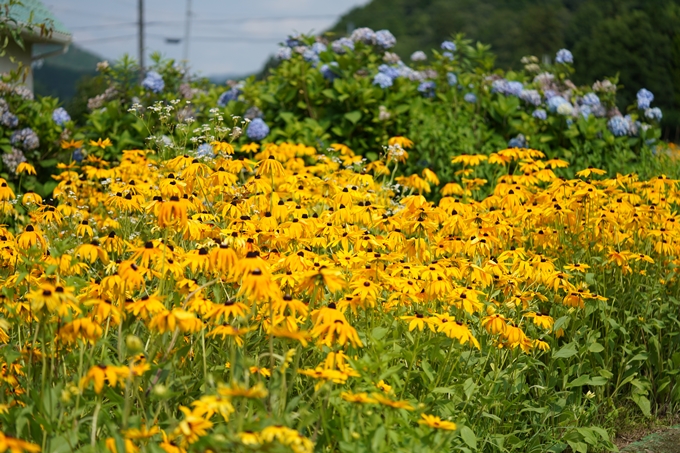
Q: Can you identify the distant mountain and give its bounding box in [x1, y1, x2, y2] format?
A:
[34, 44, 101, 100]
[329, 0, 680, 135]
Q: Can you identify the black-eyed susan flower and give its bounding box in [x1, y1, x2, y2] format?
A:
[418, 413, 457, 430]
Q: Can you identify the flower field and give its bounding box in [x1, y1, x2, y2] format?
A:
[0, 126, 678, 452]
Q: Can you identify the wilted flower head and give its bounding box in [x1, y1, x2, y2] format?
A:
[96, 60, 109, 71]
[378, 105, 391, 121]
[645, 107, 662, 122]
[383, 52, 401, 64]
[246, 118, 270, 141]
[410, 51, 427, 62]
[332, 37, 354, 54]
[11, 127, 39, 150]
[141, 71, 164, 93]
[0, 111, 18, 128]
[441, 41, 456, 52]
[532, 109, 547, 120]
[244, 106, 263, 120]
[464, 93, 477, 103]
[276, 47, 292, 61]
[52, 107, 71, 126]
[373, 72, 393, 89]
[555, 49, 573, 64]
[592, 79, 616, 93]
[520, 89, 541, 106]
[350, 27, 376, 44]
[1, 147, 26, 173]
[447, 72, 458, 86]
[637, 88, 654, 110]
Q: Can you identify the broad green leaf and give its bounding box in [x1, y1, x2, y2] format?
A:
[344, 110, 362, 125]
[553, 343, 578, 359]
[632, 393, 651, 416]
[460, 426, 477, 450]
[588, 342, 604, 353]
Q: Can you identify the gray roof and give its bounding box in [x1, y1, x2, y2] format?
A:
[2, 0, 72, 43]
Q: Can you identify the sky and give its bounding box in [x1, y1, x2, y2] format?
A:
[42, 0, 369, 77]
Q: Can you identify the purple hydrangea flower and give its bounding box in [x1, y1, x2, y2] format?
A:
[637, 88, 654, 110]
[332, 37, 354, 54]
[0, 111, 18, 128]
[10, 127, 39, 150]
[555, 49, 573, 64]
[247, 118, 270, 141]
[218, 87, 241, 106]
[375, 30, 396, 49]
[441, 41, 456, 52]
[141, 70, 164, 93]
[373, 72, 393, 89]
[52, 107, 71, 126]
[532, 109, 547, 120]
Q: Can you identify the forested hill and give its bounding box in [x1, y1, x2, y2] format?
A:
[329, 0, 680, 135]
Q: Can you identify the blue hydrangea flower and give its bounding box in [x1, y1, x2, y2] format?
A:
[311, 42, 327, 54]
[196, 143, 214, 159]
[10, 127, 39, 150]
[492, 79, 523, 96]
[302, 48, 320, 65]
[141, 70, 164, 93]
[532, 109, 547, 120]
[555, 49, 573, 64]
[637, 88, 654, 110]
[579, 105, 592, 119]
[52, 107, 71, 126]
[491, 79, 508, 94]
[547, 95, 568, 112]
[645, 107, 663, 121]
[350, 27, 376, 44]
[506, 81, 523, 96]
[320, 62, 340, 81]
[608, 116, 630, 136]
[276, 47, 292, 60]
[410, 51, 427, 62]
[441, 41, 456, 52]
[332, 37, 354, 54]
[464, 93, 477, 103]
[508, 134, 527, 148]
[418, 81, 436, 98]
[247, 118, 270, 141]
[447, 72, 458, 86]
[218, 87, 241, 107]
[0, 111, 18, 128]
[378, 64, 400, 80]
[581, 93, 600, 106]
[520, 89, 541, 106]
[543, 89, 558, 100]
[285, 37, 300, 48]
[373, 72, 393, 89]
[375, 30, 396, 49]
[72, 148, 84, 162]
[442, 51, 454, 60]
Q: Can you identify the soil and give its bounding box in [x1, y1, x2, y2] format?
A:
[618, 425, 680, 453]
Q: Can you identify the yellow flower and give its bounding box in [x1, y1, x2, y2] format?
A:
[174, 406, 213, 444]
[388, 136, 414, 148]
[90, 138, 113, 149]
[61, 139, 84, 149]
[16, 162, 36, 175]
[241, 142, 260, 153]
[418, 414, 457, 430]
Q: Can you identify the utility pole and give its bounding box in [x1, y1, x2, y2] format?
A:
[138, 0, 145, 74]
[182, 0, 192, 67]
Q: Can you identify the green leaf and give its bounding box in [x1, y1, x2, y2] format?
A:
[38, 158, 58, 168]
[632, 393, 651, 417]
[588, 376, 608, 386]
[460, 426, 477, 450]
[344, 111, 362, 125]
[463, 378, 476, 400]
[371, 327, 389, 341]
[553, 343, 578, 359]
[588, 342, 604, 353]
[567, 375, 591, 388]
[371, 425, 386, 451]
